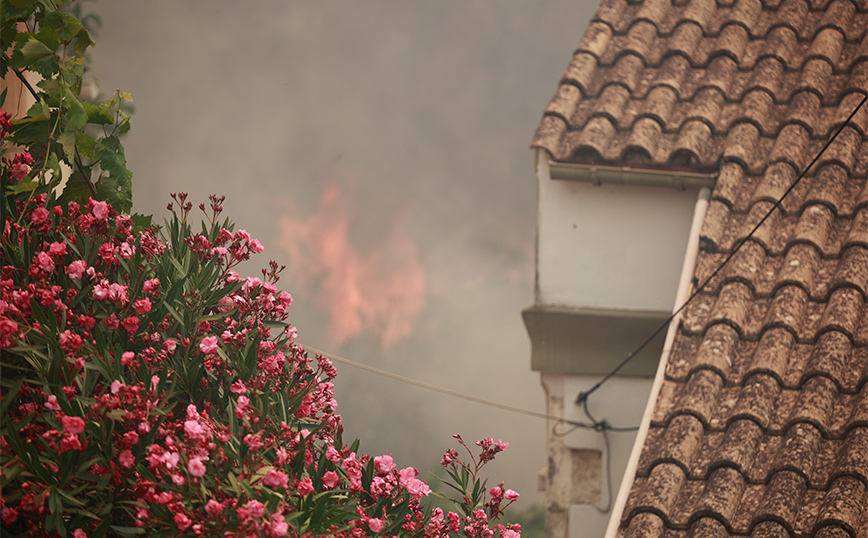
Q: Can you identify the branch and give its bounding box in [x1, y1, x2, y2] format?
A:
[2, 53, 40, 102]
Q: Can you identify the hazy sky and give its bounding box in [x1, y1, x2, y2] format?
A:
[90, 1, 594, 502]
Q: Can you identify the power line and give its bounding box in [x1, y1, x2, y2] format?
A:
[575, 93, 868, 407]
[301, 343, 608, 431]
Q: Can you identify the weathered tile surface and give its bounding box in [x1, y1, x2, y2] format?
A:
[533, 0, 867, 535]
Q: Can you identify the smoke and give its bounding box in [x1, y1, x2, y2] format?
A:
[276, 184, 426, 348]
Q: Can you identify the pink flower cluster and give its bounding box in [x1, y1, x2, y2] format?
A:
[1, 191, 521, 538]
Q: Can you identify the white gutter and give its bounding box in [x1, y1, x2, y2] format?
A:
[602, 186, 712, 538]
[549, 161, 716, 190]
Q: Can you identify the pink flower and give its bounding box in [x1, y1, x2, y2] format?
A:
[121, 316, 139, 333]
[243, 433, 263, 450]
[30, 207, 49, 224]
[269, 513, 289, 537]
[503, 529, 520, 538]
[142, 278, 160, 294]
[263, 468, 289, 488]
[91, 200, 109, 220]
[118, 449, 135, 469]
[296, 477, 315, 495]
[49, 241, 67, 256]
[44, 395, 60, 411]
[322, 471, 340, 489]
[188, 457, 206, 477]
[374, 454, 395, 474]
[326, 445, 341, 463]
[65, 260, 87, 279]
[121, 351, 135, 366]
[174, 512, 192, 531]
[36, 251, 54, 273]
[200, 335, 219, 354]
[0, 319, 18, 338]
[205, 499, 223, 518]
[62, 415, 85, 434]
[505, 489, 520, 501]
[368, 518, 384, 533]
[133, 298, 151, 314]
[72, 530, 87, 538]
[110, 380, 124, 394]
[405, 477, 431, 498]
[398, 467, 417, 486]
[93, 281, 110, 300]
[230, 380, 247, 394]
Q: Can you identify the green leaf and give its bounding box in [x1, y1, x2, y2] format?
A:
[56, 170, 92, 206]
[57, 127, 77, 162]
[25, 98, 51, 122]
[82, 101, 114, 125]
[63, 87, 88, 129]
[8, 34, 54, 69]
[75, 131, 99, 160]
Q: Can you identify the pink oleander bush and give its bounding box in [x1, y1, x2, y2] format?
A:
[1, 4, 521, 535]
[0, 155, 522, 538]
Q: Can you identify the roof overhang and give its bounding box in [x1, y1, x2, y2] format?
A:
[548, 160, 716, 190]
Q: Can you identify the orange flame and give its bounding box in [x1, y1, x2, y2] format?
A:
[276, 185, 426, 348]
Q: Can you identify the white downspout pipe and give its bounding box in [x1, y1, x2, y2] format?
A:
[602, 186, 712, 538]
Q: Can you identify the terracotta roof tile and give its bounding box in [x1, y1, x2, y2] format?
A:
[535, 2, 868, 536]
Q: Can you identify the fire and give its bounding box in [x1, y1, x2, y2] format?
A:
[276, 185, 426, 348]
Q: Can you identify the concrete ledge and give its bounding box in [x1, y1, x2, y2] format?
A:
[522, 305, 671, 377]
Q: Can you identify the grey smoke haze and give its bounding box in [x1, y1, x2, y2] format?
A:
[91, 1, 593, 502]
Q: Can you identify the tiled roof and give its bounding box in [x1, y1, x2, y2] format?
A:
[532, 0, 867, 536]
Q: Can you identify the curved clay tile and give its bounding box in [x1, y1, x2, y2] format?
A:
[772, 423, 824, 480]
[709, 419, 764, 476]
[830, 244, 868, 299]
[622, 512, 665, 538]
[722, 122, 761, 171]
[639, 85, 677, 125]
[805, 164, 848, 217]
[672, 369, 726, 427]
[842, 207, 867, 248]
[802, 330, 854, 391]
[741, 89, 778, 135]
[748, 519, 791, 538]
[777, 243, 823, 298]
[772, 0, 810, 36]
[796, 58, 833, 100]
[576, 21, 614, 59]
[811, 475, 868, 536]
[652, 54, 691, 98]
[806, 27, 846, 66]
[545, 85, 583, 125]
[831, 90, 867, 137]
[713, 162, 747, 209]
[815, 0, 858, 40]
[693, 466, 747, 526]
[623, 20, 658, 63]
[785, 90, 822, 136]
[786, 375, 838, 433]
[700, 199, 732, 252]
[731, 373, 781, 430]
[745, 57, 786, 100]
[574, 116, 617, 158]
[816, 287, 864, 341]
[562, 52, 599, 95]
[624, 117, 664, 161]
[632, 462, 689, 523]
[768, 123, 811, 172]
[531, 115, 567, 158]
[725, 0, 764, 35]
[791, 204, 835, 254]
[652, 414, 706, 474]
[671, 120, 714, 165]
[687, 87, 726, 132]
[710, 23, 750, 65]
[634, 0, 670, 28]
[830, 427, 868, 487]
[737, 200, 783, 253]
[595, 84, 632, 127]
[763, 285, 810, 337]
[751, 470, 808, 534]
[750, 162, 797, 208]
[607, 54, 645, 93]
[689, 517, 730, 538]
[749, 327, 797, 385]
[592, 0, 629, 30]
[764, 26, 800, 70]
[680, 0, 718, 33]
[668, 21, 704, 66]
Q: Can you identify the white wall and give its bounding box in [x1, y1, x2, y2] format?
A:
[535, 159, 698, 312]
